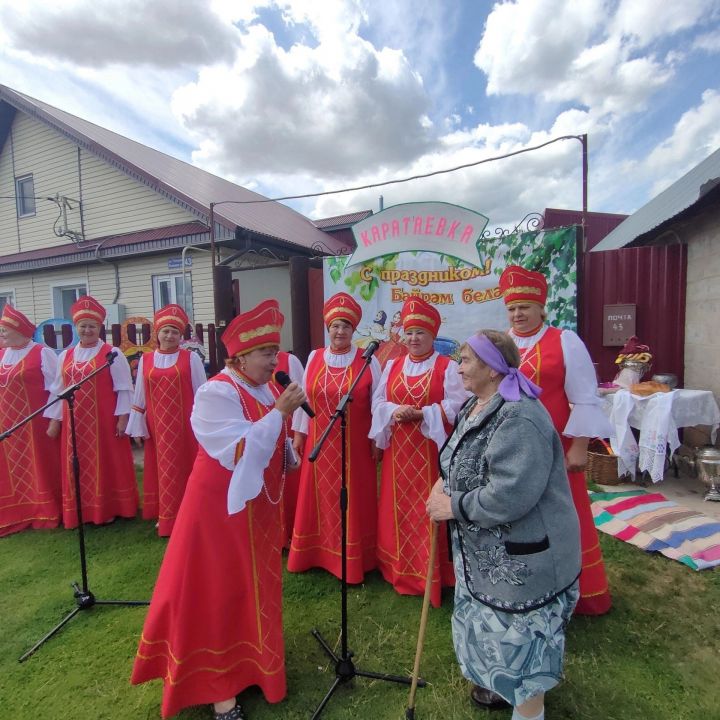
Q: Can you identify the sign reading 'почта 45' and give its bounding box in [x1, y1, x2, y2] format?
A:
[347, 201, 489, 268]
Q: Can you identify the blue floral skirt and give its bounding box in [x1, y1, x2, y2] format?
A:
[451, 558, 579, 707]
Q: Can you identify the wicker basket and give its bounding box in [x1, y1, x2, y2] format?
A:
[586, 439, 627, 486]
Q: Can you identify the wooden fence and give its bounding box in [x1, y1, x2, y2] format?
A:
[41, 322, 228, 376]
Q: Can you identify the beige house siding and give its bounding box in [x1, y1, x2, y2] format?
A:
[235, 265, 294, 350]
[0, 112, 80, 254]
[2, 250, 216, 328]
[684, 211, 720, 447]
[0, 277, 35, 315]
[0, 110, 196, 256]
[79, 152, 195, 239]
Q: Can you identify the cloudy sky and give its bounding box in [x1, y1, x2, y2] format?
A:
[1, 0, 719, 228]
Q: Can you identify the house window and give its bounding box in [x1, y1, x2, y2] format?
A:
[52, 283, 88, 321]
[152, 274, 193, 316]
[0, 290, 15, 315]
[16, 175, 36, 217]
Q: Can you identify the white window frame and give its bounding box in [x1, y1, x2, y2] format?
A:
[152, 273, 193, 317]
[15, 174, 36, 218]
[51, 281, 88, 321]
[0, 289, 16, 314]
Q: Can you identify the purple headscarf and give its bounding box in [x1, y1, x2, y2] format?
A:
[465, 333, 542, 402]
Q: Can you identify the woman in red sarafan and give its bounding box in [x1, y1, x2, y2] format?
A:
[131, 299, 306, 720]
[287, 292, 381, 583]
[500, 265, 614, 616]
[0, 305, 61, 536]
[370, 296, 467, 608]
[47, 295, 137, 528]
[126, 304, 205, 536]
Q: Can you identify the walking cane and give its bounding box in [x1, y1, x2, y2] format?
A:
[405, 520, 438, 720]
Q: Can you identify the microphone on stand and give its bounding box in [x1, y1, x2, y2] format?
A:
[362, 340, 381, 359]
[274, 370, 315, 418]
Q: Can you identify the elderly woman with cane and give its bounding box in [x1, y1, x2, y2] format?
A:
[426, 330, 580, 720]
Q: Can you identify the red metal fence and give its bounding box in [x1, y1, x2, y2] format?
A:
[42, 323, 228, 376]
[581, 244, 687, 385]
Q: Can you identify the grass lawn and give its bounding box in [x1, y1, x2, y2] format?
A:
[1, 490, 719, 720]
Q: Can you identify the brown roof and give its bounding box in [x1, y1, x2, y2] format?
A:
[0, 83, 345, 254]
[0, 222, 209, 275]
[313, 210, 373, 230]
[543, 208, 628, 251]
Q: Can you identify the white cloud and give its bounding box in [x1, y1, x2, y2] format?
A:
[548, 40, 672, 115]
[584, 89, 720, 215]
[272, 0, 367, 39]
[172, 15, 435, 179]
[0, 49, 194, 158]
[309, 119, 586, 229]
[361, 0, 460, 110]
[645, 89, 720, 194]
[693, 31, 720, 53]
[474, 0, 717, 117]
[0, 0, 240, 67]
[611, 0, 717, 45]
[1, 0, 717, 234]
[474, 0, 605, 96]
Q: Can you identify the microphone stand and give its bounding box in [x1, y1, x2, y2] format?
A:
[307, 348, 424, 719]
[0, 351, 149, 663]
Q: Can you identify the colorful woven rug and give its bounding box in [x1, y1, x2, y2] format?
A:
[590, 489, 720, 570]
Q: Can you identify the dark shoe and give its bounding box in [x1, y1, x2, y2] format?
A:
[470, 685, 511, 711]
[214, 704, 245, 720]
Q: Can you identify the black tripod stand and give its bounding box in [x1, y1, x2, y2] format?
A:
[0, 351, 149, 663]
[307, 346, 425, 718]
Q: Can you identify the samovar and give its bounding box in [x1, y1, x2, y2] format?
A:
[686, 447, 720, 502]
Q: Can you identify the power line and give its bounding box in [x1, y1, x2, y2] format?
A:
[0, 134, 583, 208]
[0, 196, 58, 200]
[211, 134, 584, 206]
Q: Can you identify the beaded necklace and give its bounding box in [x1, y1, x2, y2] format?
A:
[0, 348, 25, 389]
[322, 347, 352, 405]
[69, 342, 102, 384]
[399, 355, 432, 404]
[467, 394, 495, 418]
[227, 369, 287, 506]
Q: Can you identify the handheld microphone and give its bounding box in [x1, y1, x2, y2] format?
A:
[362, 340, 381, 359]
[274, 370, 315, 418]
[106, 350, 118, 363]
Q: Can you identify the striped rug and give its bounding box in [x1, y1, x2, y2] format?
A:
[590, 490, 720, 570]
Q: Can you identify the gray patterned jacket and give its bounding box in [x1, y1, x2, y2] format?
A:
[442, 394, 581, 612]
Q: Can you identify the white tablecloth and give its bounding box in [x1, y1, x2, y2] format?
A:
[603, 389, 720, 482]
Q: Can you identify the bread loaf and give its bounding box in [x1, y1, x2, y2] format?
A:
[630, 381, 671, 396]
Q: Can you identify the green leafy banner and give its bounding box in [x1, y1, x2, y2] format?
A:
[324, 226, 577, 362]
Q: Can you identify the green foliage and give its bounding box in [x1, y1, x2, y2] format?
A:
[2, 479, 719, 719]
[476, 227, 578, 329]
[332, 254, 401, 303]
